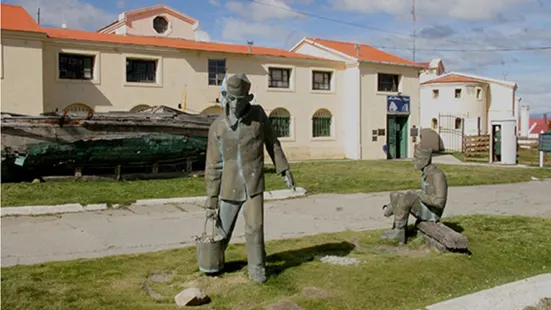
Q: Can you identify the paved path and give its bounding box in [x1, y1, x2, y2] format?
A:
[424, 273, 551, 310]
[2, 179, 551, 267]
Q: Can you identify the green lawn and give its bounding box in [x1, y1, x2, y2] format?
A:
[2, 215, 550, 310]
[2, 160, 551, 207]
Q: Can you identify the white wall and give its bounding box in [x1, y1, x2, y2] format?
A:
[343, 65, 360, 159]
[487, 82, 516, 134]
[420, 82, 487, 131]
[293, 43, 351, 62]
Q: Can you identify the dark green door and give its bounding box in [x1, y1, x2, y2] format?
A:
[387, 115, 409, 159]
[398, 116, 409, 159]
[387, 116, 397, 159]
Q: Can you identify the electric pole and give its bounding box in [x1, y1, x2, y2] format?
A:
[412, 0, 416, 62]
[37, 7, 40, 25]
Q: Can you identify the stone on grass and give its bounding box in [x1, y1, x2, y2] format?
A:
[265, 300, 303, 310]
[318, 255, 359, 266]
[302, 286, 330, 299]
[174, 287, 210, 307]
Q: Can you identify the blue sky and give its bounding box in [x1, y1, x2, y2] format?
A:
[5, 0, 551, 116]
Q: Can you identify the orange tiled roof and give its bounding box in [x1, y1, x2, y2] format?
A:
[306, 38, 419, 66]
[0, 4, 334, 62]
[45, 28, 330, 61]
[0, 4, 45, 34]
[421, 74, 481, 85]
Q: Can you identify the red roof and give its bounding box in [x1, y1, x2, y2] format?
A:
[421, 74, 481, 85]
[0, 4, 333, 62]
[304, 38, 419, 66]
[530, 118, 551, 134]
[0, 4, 45, 34]
[417, 62, 430, 67]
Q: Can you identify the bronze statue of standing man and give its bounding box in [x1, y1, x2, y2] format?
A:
[381, 146, 448, 244]
[203, 73, 295, 283]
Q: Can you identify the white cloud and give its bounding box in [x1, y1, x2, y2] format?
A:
[330, 0, 532, 21]
[226, 0, 304, 22]
[195, 30, 212, 42]
[13, 0, 116, 30]
[219, 17, 291, 42]
[209, 0, 221, 6]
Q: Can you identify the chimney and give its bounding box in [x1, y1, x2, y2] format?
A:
[355, 44, 360, 57]
[247, 40, 254, 53]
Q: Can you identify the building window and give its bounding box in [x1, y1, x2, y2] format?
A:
[208, 59, 226, 86]
[126, 58, 157, 83]
[312, 71, 331, 90]
[455, 118, 462, 130]
[269, 68, 290, 88]
[59, 53, 94, 80]
[455, 88, 462, 98]
[476, 88, 482, 99]
[431, 118, 438, 130]
[269, 108, 291, 138]
[432, 89, 439, 98]
[153, 16, 168, 34]
[312, 109, 332, 137]
[377, 73, 399, 92]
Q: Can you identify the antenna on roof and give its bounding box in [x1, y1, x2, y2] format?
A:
[37, 7, 41, 25]
[247, 40, 254, 53]
[355, 44, 360, 57]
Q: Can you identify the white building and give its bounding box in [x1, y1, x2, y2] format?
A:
[291, 38, 425, 160]
[419, 61, 518, 152]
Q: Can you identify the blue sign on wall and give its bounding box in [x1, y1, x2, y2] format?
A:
[387, 95, 411, 114]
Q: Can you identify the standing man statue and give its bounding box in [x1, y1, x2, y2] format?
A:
[204, 73, 295, 283]
[381, 146, 448, 245]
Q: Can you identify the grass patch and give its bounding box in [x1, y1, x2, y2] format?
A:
[2, 215, 550, 309]
[2, 160, 551, 207]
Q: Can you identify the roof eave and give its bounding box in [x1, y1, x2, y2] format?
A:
[45, 35, 339, 63]
[359, 59, 426, 69]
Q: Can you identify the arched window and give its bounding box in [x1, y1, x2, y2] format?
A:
[431, 118, 438, 130]
[63, 103, 93, 115]
[312, 109, 332, 137]
[455, 118, 462, 130]
[200, 106, 224, 116]
[269, 108, 291, 138]
[130, 104, 151, 112]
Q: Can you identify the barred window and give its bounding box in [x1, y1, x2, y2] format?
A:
[59, 53, 94, 80]
[126, 58, 157, 83]
[269, 108, 291, 138]
[312, 71, 331, 90]
[312, 109, 332, 137]
[269, 68, 290, 88]
[64, 103, 93, 115]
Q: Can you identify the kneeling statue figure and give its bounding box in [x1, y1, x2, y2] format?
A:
[381, 146, 448, 244]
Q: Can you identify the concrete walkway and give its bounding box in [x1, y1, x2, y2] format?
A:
[2, 179, 551, 267]
[424, 273, 551, 310]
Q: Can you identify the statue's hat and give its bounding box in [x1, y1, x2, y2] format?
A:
[226, 73, 251, 97]
[414, 146, 432, 159]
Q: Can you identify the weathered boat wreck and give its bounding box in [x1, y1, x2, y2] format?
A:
[1, 106, 217, 182]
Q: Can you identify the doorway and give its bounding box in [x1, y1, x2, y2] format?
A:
[387, 115, 409, 159]
[492, 124, 502, 162]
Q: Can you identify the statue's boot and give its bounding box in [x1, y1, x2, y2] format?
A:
[380, 192, 409, 245]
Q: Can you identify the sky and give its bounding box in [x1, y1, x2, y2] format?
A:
[4, 0, 551, 117]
